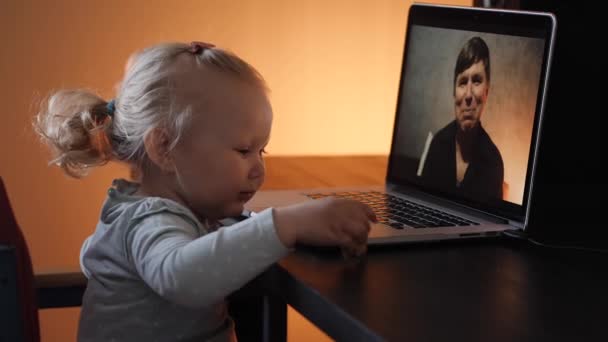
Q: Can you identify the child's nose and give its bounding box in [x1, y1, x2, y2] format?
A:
[248, 158, 265, 180]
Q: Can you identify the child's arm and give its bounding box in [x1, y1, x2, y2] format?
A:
[126, 207, 287, 308]
[125, 196, 374, 308]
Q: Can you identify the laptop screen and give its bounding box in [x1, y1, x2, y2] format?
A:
[387, 4, 555, 222]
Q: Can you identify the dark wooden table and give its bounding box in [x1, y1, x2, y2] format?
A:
[36, 156, 608, 341]
[276, 238, 608, 341]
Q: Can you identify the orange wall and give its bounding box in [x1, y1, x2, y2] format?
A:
[0, 0, 470, 340]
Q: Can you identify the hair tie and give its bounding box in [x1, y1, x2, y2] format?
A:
[189, 41, 215, 54]
[106, 99, 116, 117]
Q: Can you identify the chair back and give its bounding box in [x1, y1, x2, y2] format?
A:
[0, 177, 40, 342]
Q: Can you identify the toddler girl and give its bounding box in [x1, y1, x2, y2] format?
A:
[35, 41, 375, 341]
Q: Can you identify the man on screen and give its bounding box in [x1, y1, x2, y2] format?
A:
[421, 36, 504, 199]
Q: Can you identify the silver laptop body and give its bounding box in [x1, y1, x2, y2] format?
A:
[247, 3, 556, 245]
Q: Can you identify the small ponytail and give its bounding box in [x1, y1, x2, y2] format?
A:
[35, 89, 115, 178]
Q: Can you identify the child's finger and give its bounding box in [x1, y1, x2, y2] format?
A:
[344, 219, 369, 244]
[341, 241, 367, 260]
[357, 202, 377, 223]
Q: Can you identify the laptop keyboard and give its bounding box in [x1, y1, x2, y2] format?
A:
[305, 191, 479, 229]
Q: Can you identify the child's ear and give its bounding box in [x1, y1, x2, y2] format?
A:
[144, 127, 175, 173]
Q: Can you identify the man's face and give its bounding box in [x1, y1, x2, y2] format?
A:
[454, 61, 489, 133]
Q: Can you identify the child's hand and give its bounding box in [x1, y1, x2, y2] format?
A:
[273, 197, 377, 253]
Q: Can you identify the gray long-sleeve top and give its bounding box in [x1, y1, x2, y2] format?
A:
[77, 179, 289, 342]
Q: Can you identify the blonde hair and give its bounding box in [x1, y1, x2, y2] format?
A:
[35, 42, 267, 178]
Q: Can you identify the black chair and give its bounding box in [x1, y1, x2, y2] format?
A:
[0, 177, 86, 342]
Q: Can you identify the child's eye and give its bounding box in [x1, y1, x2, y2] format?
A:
[236, 148, 267, 156]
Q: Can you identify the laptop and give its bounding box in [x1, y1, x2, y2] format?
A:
[246, 3, 556, 245]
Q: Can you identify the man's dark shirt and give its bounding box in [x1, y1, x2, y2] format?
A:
[421, 120, 504, 199]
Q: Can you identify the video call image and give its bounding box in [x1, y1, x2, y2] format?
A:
[393, 25, 545, 205]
